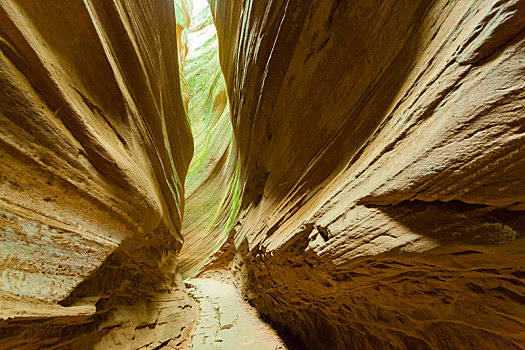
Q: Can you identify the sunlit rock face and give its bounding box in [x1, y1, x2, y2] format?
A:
[208, 0, 525, 348]
[179, 0, 241, 277]
[0, 0, 195, 348]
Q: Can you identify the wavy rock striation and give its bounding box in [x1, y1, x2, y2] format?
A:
[207, 0, 525, 348]
[0, 0, 195, 348]
[178, 2, 241, 278]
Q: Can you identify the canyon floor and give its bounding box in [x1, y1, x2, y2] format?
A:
[186, 278, 287, 349]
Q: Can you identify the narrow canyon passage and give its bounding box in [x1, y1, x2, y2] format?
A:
[180, 4, 288, 348]
[1, 0, 525, 349]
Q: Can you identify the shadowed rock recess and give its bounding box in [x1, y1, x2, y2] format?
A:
[1, 0, 524, 349]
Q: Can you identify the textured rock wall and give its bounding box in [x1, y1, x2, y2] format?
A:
[178, 2, 241, 277]
[0, 0, 196, 348]
[209, 0, 525, 348]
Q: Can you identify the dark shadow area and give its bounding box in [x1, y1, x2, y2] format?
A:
[366, 199, 525, 244]
[256, 310, 308, 350]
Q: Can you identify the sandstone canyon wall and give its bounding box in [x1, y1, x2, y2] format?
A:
[0, 0, 196, 348]
[178, 3, 241, 277]
[206, 0, 525, 349]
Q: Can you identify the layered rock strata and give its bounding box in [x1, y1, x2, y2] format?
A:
[207, 0, 525, 348]
[0, 0, 195, 347]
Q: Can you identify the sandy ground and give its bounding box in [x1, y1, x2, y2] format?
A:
[186, 278, 287, 350]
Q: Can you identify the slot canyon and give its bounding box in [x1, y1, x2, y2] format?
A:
[1, 0, 525, 348]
